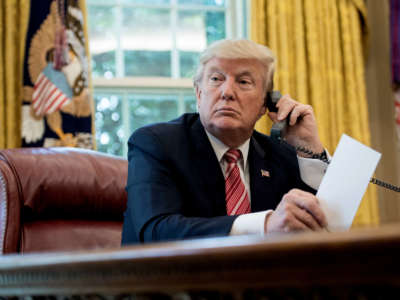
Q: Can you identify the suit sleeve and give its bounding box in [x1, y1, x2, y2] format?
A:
[271, 139, 317, 195]
[121, 127, 237, 245]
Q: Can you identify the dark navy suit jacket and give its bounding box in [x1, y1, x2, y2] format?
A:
[121, 113, 313, 244]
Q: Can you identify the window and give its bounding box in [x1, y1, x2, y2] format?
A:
[87, 0, 249, 156]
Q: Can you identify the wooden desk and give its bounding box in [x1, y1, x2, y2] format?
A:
[1, 224, 400, 298]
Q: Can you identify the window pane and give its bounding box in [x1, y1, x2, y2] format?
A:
[87, 0, 117, 5]
[184, 95, 197, 113]
[177, 10, 225, 77]
[129, 95, 178, 130]
[178, 0, 225, 6]
[123, 8, 171, 76]
[94, 93, 124, 156]
[121, 0, 171, 4]
[205, 11, 226, 44]
[88, 6, 117, 78]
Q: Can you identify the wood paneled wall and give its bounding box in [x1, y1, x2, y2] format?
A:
[365, 0, 400, 223]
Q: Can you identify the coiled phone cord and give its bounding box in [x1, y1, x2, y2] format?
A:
[285, 140, 400, 193]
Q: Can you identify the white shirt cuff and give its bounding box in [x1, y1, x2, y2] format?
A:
[298, 151, 330, 190]
[229, 210, 274, 235]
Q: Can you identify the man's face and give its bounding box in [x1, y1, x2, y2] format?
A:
[196, 57, 267, 144]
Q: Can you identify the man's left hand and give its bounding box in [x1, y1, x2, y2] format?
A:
[267, 94, 324, 156]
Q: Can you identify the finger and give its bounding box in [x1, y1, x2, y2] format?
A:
[285, 189, 328, 228]
[289, 104, 313, 126]
[291, 205, 323, 230]
[296, 196, 327, 228]
[267, 111, 279, 123]
[281, 214, 310, 232]
[276, 95, 296, 121]
[266, 207, 309, 233]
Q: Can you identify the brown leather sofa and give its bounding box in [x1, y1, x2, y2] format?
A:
[0, 147, 128, 254]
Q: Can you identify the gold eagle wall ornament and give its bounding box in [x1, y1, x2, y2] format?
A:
[22, 0, 92, 148]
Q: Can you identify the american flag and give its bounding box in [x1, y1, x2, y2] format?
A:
[32, 63, 72, 116]
[261, 169, 270, 177]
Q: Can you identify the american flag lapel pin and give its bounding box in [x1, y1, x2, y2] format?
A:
[261, 169, 270, 178]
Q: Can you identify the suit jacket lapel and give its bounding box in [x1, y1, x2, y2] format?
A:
[249, 136, 279, 212]
[191, 118, 227, 216]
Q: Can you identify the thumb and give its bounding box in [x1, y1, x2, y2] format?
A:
[268, 112, 279, 123]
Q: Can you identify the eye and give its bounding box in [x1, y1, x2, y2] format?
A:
[239, 78, 253, 86]
[209, 73, 223, 84]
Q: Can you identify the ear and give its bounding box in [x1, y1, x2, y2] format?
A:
[195, 85, 202, 108]
[257, 105, 267, 120]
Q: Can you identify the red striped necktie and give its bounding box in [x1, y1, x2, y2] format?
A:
[224, 149, 251, 215]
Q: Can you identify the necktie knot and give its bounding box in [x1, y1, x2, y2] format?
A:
[224, 149, 241, 164]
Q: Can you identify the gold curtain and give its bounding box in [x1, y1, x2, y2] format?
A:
[0, 0, 30, 149]
[251, 0, 379, 227]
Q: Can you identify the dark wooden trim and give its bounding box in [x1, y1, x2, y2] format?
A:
[1, 224, 400, 295]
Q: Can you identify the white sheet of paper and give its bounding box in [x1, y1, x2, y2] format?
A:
[317, 134, 381, 231]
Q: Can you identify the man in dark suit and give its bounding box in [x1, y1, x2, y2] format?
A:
[122, 39, 328, 244]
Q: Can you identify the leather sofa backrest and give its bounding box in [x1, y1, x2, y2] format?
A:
[0, 147, 127, 254]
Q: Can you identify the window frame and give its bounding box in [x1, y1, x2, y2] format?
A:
[88, 0, 250, 156]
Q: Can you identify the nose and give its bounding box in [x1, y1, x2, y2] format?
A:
[221, 77, 235, 100]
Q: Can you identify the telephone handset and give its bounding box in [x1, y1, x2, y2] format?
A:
[265, 90, 286, 142]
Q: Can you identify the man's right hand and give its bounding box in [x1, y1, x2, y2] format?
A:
[265, 189, 327, 233]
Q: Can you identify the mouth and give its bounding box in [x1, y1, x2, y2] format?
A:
[215, 107, 239, 115]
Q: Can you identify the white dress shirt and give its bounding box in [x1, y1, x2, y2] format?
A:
[205, 130, 328, 235]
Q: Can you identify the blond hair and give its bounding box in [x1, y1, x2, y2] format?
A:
[193, 39, 276, 91]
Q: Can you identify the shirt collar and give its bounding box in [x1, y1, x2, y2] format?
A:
[205, 129, 250, 169]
